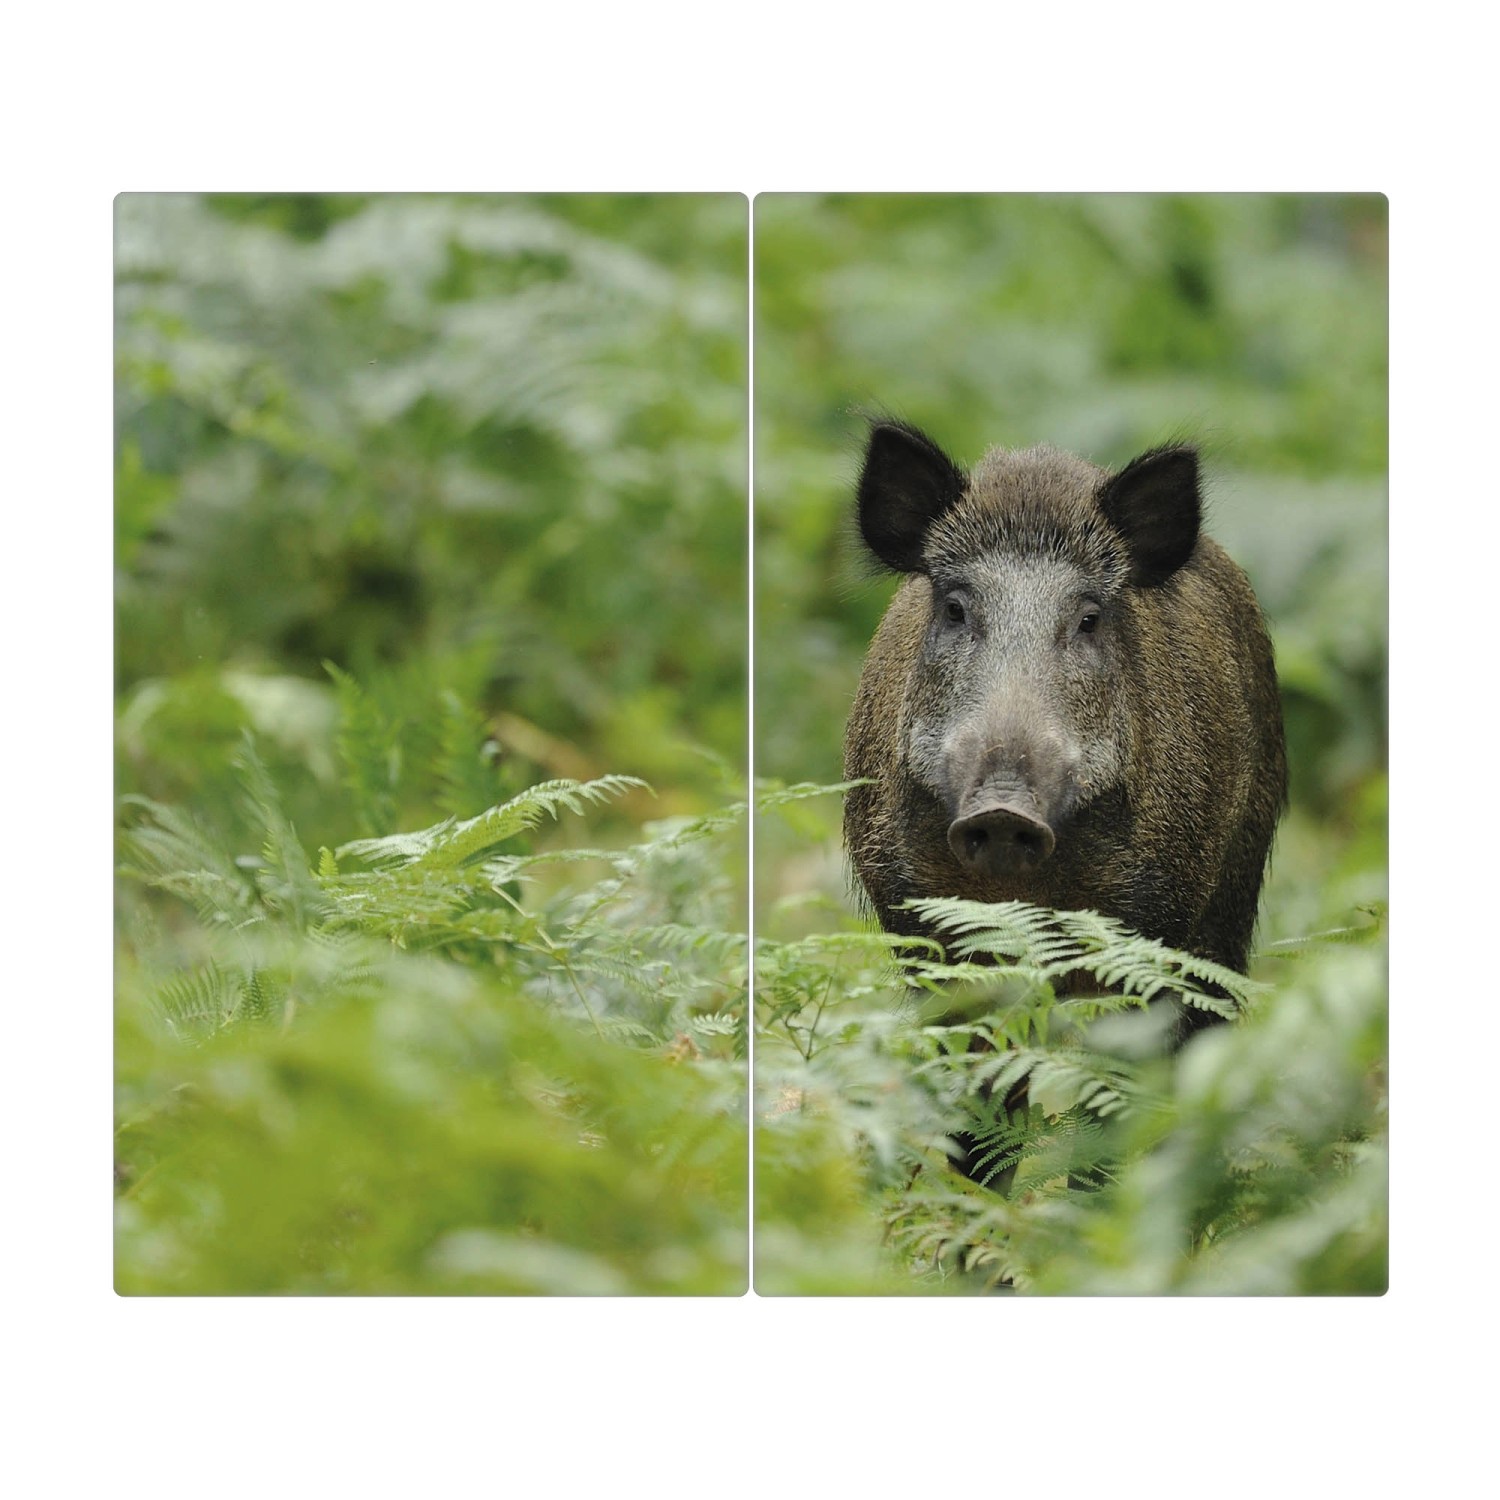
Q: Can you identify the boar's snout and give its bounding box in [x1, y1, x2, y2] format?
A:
[946, 802, 1057, 876]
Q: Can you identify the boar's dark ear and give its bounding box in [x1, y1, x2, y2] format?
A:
[1098, 445, 1201, 587]
[857, 421, 967, 573]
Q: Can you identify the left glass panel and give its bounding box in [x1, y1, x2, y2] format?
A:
[115, 193, 749, 1294]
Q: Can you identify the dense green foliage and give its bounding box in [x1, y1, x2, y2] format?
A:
[116, 193, 1386, 1295]
[756, 814, 1385, 1294]
[117, 193, 746, 828]
[753, 195, 1387, 1292]
[117, 751, 748, 1294]
[115, 195, 749, 1293]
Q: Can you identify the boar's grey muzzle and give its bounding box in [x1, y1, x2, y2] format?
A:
[946, 802, 1057, 876]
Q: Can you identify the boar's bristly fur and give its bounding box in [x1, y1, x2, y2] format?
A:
[843, 421, 1288, 1042]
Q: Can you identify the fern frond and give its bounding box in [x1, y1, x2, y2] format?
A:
[754, 779, 871, 810]
[153, 961, 242, 1036]
[555, 950, 669, 996]
[479, 846, 626, 887]
[237, 967, 284, 1023]
[757, 929, 943, 971]
[118, 796, 259, 928]
[317, 867, 480, 940]
[638, 803, 749, 848]
[883, 1188, 1030, 1290]
[431, 689, 500, 822]
[688, 1012, 742, 1037]
[1261, 902, 1386, 957]
[337, 775, 648, 871]
[906, 897, 1259, 1017]
[613, 923, 749, 967]
[233, 736, 322, 930]
[596, 1018, 660, 1043]
[324, 661, 400, 835]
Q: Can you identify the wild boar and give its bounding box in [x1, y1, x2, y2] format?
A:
[844, 420, 1287, 1043]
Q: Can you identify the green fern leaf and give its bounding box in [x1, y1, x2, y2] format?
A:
[337, 775, 648, 871]
[324, 662, 401, 836]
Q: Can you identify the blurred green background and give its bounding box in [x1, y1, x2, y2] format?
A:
[115, 194, 750, 1294]
[752, 194, 1387, 1292]
[754, 193, 1387, 943]
[117, 193, 747, 829]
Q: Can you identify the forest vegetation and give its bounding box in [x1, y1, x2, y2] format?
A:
[115, 193, 1385, 1294]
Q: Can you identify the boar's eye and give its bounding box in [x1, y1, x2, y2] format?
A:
[1077, 607, 1101, 636]
[942, 595, 967, 626]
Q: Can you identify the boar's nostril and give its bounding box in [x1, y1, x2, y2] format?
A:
[947, 805, 1057, 876]
[956, 824, 990, 864]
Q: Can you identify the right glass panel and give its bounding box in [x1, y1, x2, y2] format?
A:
[753, 193, 1388, 1294]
